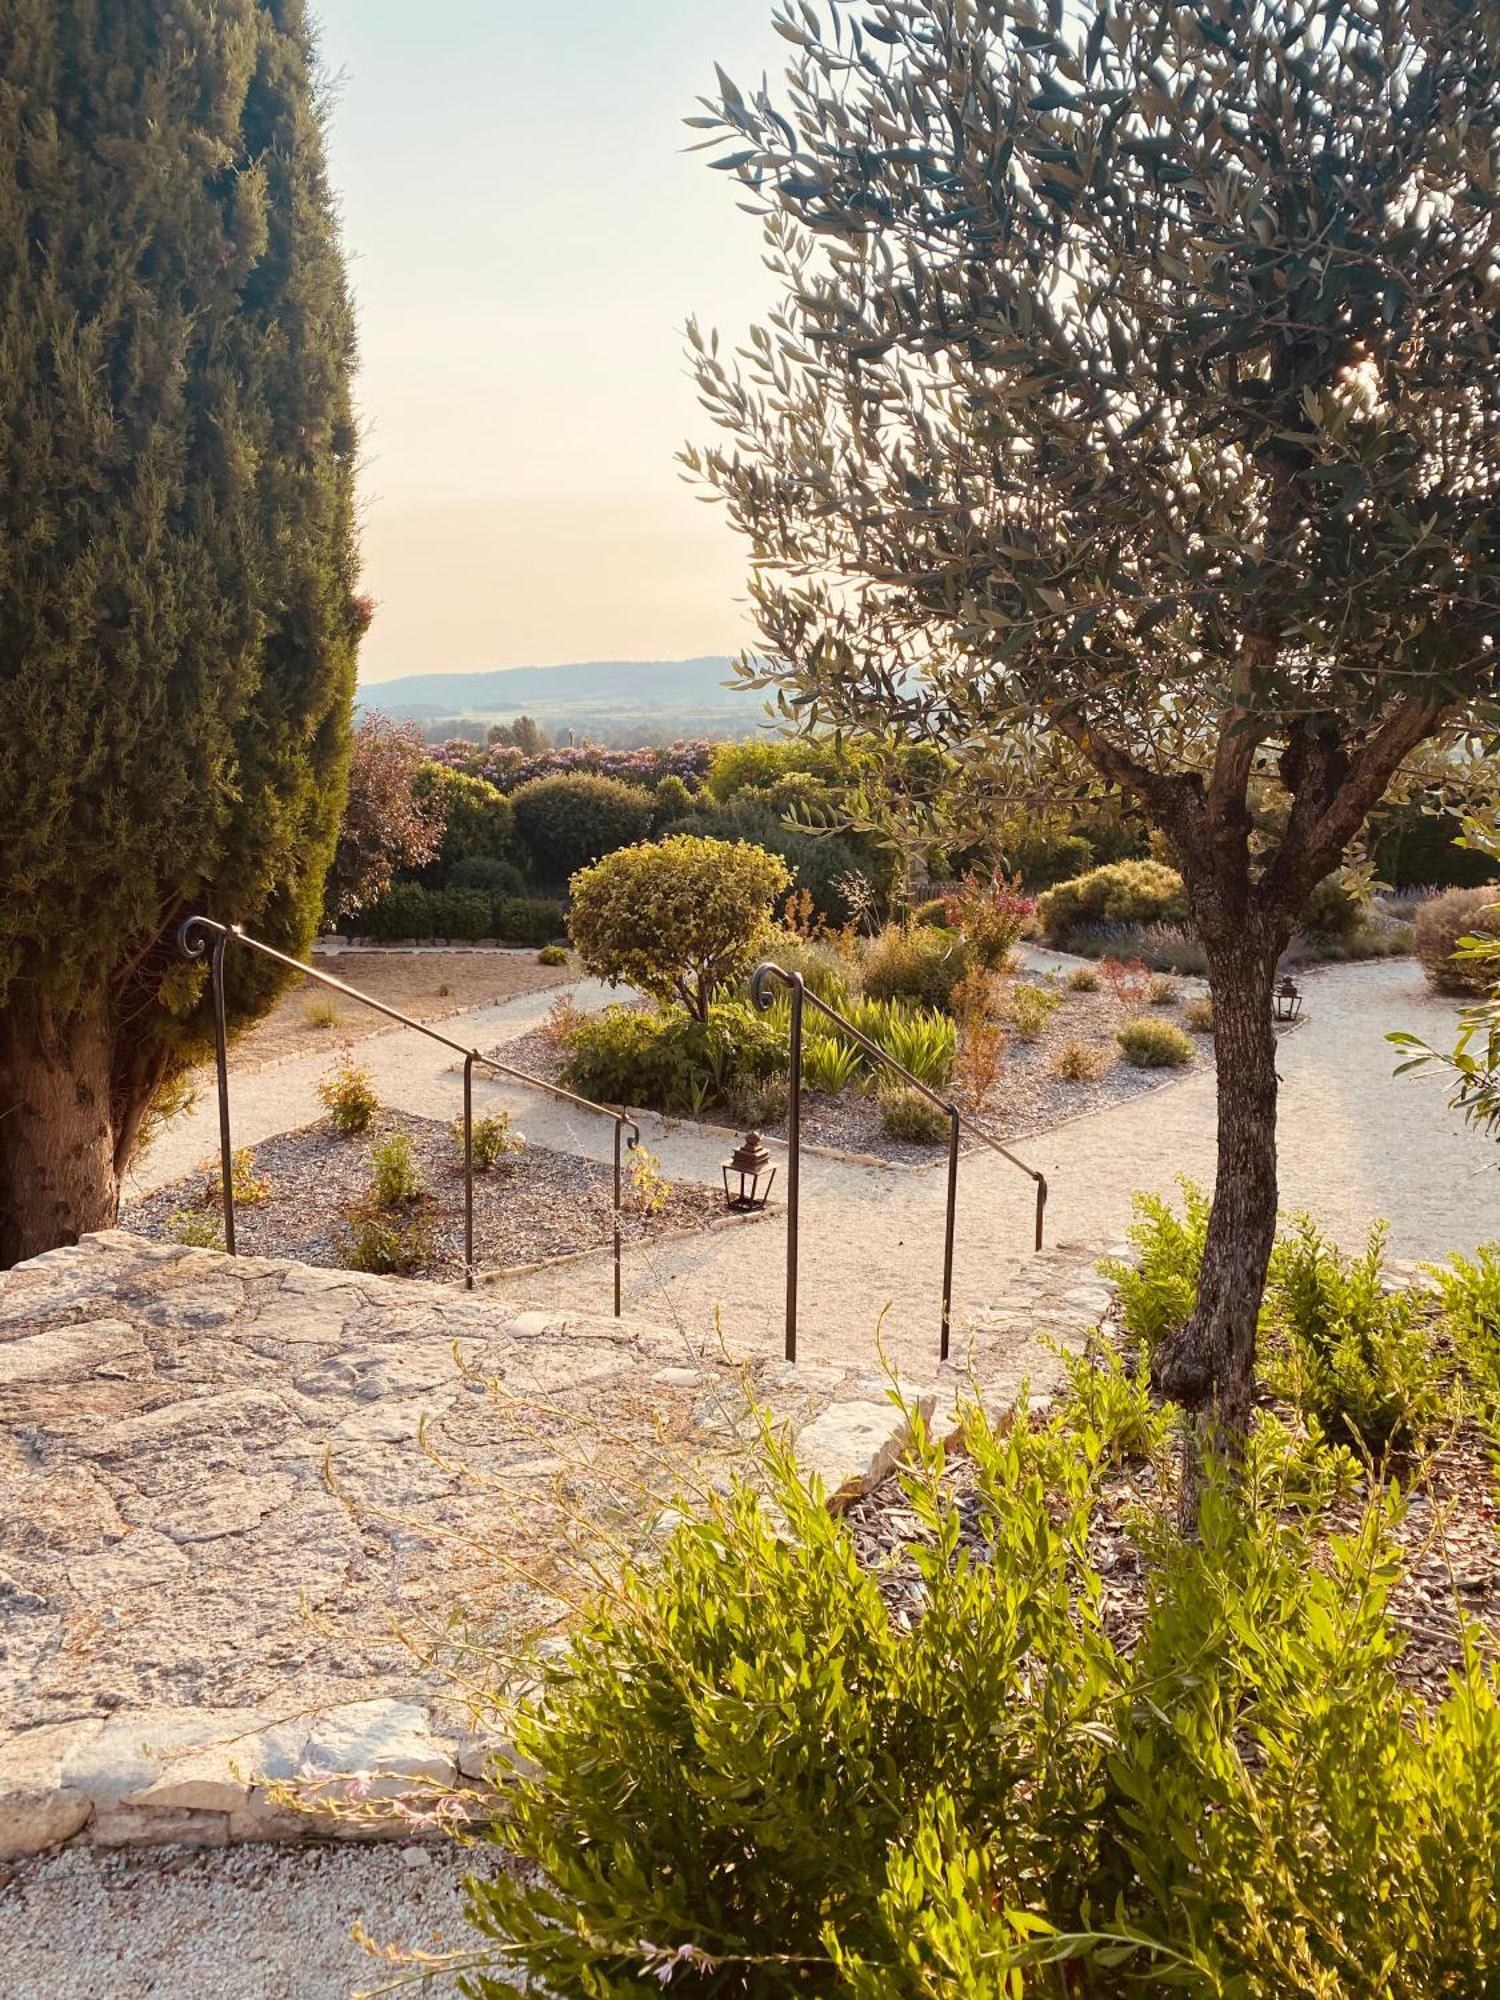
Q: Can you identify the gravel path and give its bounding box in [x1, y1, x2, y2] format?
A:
[481, 957, 1500, 1372]
[5, 1841, 479, 1999]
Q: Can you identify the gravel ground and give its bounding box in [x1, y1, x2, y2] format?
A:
[121, 1109, 722, 1284]
[230, 948, 574, 1071]
[4, 1841, 485, 1999]
[489, 971, 1214, 1167]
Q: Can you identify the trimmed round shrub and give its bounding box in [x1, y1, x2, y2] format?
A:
[494, 896, 566, 946]
[447, 854, 526, 898]
[510, 773, 654, 880]
[537, 943, 570, 967]
[1037, 860, 1188, 943]
[560, 1000, 785, 1114]
[1117, 1016, 1195, 1069]
[862, 924, 971, 1010]
[1414, 886, 1500, 994]
[651, 773, 696, 831]
[413, 763, 515, 883]
[568, 835, 790, 1019]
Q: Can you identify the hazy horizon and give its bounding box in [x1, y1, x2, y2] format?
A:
[312, 1, 785, 687]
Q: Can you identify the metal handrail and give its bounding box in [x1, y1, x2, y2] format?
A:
[177, 917, 639, 1309]
[750, 960, 1048, 1364]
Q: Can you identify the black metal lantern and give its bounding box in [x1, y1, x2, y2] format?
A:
[1274, 974, 1303, 1024]
[722, 1131, 775, 1212]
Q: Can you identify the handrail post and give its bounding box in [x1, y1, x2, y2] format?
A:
[209, 932, 236, 1256]
[613, 1120, 624, 1318]
[1035, 1172, 1048, 1253]
[784, 976, 803, 1364]
[462, 1053, 476, 1291]
[941, 1110, 959, 1363]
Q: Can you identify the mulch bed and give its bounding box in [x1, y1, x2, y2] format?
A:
[121, 1108, 725, 1287]
[844, 1335, 1500, 1702]
[491, 975, 1222, 1168]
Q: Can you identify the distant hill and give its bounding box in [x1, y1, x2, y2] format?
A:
[355, 656, 768, 744]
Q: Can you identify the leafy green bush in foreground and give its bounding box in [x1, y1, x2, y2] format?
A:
[465, 1367, 1500, 1997]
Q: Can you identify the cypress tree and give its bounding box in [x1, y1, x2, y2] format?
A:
[0, 0, 365, 1263]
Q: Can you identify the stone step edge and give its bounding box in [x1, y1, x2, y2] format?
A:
[0, 1388, 966, 1863]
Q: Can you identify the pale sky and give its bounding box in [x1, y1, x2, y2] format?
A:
[312, 0, 786, 684]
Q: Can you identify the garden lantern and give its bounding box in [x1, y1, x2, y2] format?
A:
[722, 1131, 775, 1212]
[1274, 975, 1303, 1025]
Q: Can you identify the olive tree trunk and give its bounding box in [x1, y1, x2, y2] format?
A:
[1153, 915, 1287, 1515]
[0, 997, 122, 1266]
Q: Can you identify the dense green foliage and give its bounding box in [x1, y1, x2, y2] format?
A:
[467, 1356, 1500, 1996]
[412, 763, 516, 883]
[348, 882, 563, 945]
[0, 0, 364, 1256]
[568, 836, 789, 1019]
[510, 773, 655, 881]
[559, 1001, 786, 1116]
[862, 924, 970, 1009]
[1037, 863, 1189, 945]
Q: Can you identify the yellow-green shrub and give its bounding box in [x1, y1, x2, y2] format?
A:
[1037, 859, 1188, 942]
[568, 835, 790, 1019]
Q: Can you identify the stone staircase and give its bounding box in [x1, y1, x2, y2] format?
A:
[0, 1230, 1109, 1859]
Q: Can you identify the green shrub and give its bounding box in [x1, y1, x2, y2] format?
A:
[168, 1207, 225, 1250]
[509, 773, 654, 879]
[651, 772, 696, 830]
[1007, 980, 1062, 1040]
[452, 1110, 524, 1172]
[427, 886, 491, 940]
[413, 763, 515, 881]
[466, 1379, 1500, 1998]
[1430, 1246, 1500, 1446]
[1183, 993, 1214, 1034]
[561, 1001, 785, 1114]
[1037, 859, 1188, 943]
[1117, 1016, 1194, 1068]
[878, 1084, 950, 1143]
[875, 1003, 957, 1089]
[665, 797, 878, 924]
[568, 835, 790, 1018]
[1299, 869, 1369, 941]
[353, 880, 433, 941]
[316, 1056, 379, 1135]
[1414, 885, 1500, 994]
[446, 853, 526, 898]
[368, 1130, 425, 1207]
[1066, 964, 1100, 992]
[493, 896, 565, 946]
[1265, 1218, 1444, 1455]
[767, 933, 857, 1009]
[705, 737, 840, 801]
[998, 820, 1096, 888]
[1100, 1179, 1212, 1354]
[337, 1205, 436, 1276]
[536, 943, 569, 967]
[862, 924, 970, 1009]
[910, 895, 950, 927]
[204, 1145, 270, 1209]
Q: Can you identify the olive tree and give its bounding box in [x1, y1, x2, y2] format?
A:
[687, 0, 1500, 1473]
[0, 0, 363, 1263]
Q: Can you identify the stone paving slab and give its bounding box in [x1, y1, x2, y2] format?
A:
[0, 1232, 983, 1860]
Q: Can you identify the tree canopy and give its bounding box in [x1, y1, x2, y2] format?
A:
[0, 0, 364, 1259]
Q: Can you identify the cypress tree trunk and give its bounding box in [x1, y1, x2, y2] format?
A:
[0, 999, 118, 1265]
[1154, 913, 1286, 1516]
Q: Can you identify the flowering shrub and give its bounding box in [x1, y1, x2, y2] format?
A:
[427, 738, 714, 795]
[940, 873, 1035, 968]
